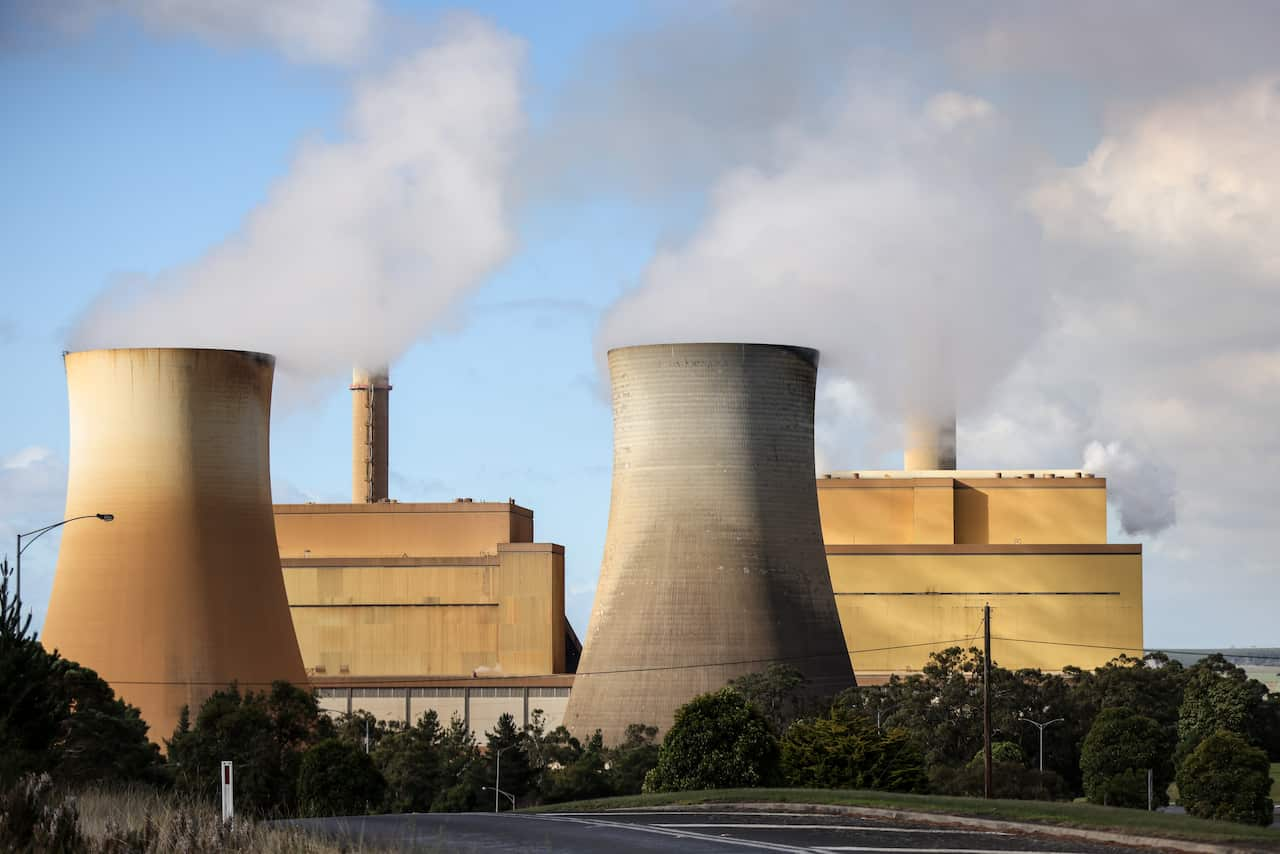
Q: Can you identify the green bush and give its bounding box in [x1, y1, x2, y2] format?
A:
[781, 707, 926, 792]
[929, 760, 1068, 800]
[1176, 730, 1274, 826]
[296, 739, 386, 817]
[1080, 707, 1173, 808]
[167, 682, 333, 816]
[643, 689, 780, 792]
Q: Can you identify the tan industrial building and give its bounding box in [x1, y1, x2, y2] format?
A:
[276, 369, 578, 735]
[301, 376, 1142, 735]
[817, 416, 1143, 682]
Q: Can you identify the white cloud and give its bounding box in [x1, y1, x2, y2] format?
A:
[70, 18, 525, 386]
[1032, 77, 1280, 277]
[57, 0, 380, 65]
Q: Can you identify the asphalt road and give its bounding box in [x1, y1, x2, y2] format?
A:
[285, 808, 1144, 853]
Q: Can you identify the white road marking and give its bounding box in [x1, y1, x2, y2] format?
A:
[530, 813, 813, 852]
[650, 823, 1009, 836]
[815, 848, 1091, 854]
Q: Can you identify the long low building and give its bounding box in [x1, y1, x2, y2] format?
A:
[817, 468, 1143, 682]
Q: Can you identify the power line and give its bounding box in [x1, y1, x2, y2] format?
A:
[81, 637, 1280, 690]
[99, 637, 984, 688]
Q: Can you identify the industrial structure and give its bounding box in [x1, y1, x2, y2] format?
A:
[43, 348, 307, 743]
[563, 343, 855, 743]
[41, 345, 1142, 744]
[275, 367, 579, 736]
[817, 420, 1143, 681]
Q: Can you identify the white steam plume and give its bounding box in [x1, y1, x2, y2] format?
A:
[597, 88, 1048, 423]
[70, 18, 523, 380]
[1083, 441, 1177, 535]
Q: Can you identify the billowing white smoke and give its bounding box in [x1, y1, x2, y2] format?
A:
[597, 89, 1048, 422]
[70, 18, 524, 381]
[1083, 441, 1176, 535]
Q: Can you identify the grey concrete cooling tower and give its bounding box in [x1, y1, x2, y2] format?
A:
[562, 343, 854, 743]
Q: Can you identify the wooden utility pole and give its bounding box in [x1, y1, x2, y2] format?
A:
[983, 602, 993, 800]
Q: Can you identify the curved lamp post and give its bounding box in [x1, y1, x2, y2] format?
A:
[1018, 715, 1064, 772]
[15, 513, 114, 605]
[488, 743, 521, 813]
[481, 785, 516, 812]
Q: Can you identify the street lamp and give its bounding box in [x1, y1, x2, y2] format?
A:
[875, 702, 899, 732]
[1018, 716, 1064, 772]
[15, 514, 114, 605]
[482, 785, 516, 812]
[491, 743, 519, 813]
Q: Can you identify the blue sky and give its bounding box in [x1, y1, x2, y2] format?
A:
[3, 1, 1279, 651]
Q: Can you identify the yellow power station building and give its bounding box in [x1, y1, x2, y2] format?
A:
[275, 375, 1141, 731]
[271, 370, 578, 735]
[816, 419, 1143, 682]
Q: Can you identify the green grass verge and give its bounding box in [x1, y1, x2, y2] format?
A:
[523, 788, 1280, 847]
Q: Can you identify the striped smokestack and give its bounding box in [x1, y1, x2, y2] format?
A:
[351, 367, 390, 503]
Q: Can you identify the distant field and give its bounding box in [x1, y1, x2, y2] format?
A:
[1156, 649, 1280, 692]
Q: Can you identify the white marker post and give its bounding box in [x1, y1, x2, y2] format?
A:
[221, 761, 234, 823]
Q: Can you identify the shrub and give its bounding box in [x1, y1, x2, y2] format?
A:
[929, 760, 1068, 800]
[296, 739, 386, 817]
[0, 773, 86, 852]
[781, 707, 926, 792]
[1176, 730, 1274, 826]
[167, 682, 333, 816]
[1080, 707, 1173, 808]
[606, 724, 660, 795]
[643, 689, 780, 792]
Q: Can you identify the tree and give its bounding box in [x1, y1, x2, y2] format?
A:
[484, 713, 532, 808]
[730, 664, 810, 733]
[297, 738, 386, 817]
[540, 731, 612, 804]
[606, 724, 660, 795]
[1177, 655, 1274, 758]
[643, 688, 780, 792]
[429, 714, 482, 812]
[780, 706, 926, 792]
[1080, 707, 1173, 808]
[167, 681, 333, 816]
[0, 560, 162, 788]
[372, 710, 446, 812]
[1176, 730, 1274, 826]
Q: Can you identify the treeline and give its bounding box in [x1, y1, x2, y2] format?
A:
[2, 556, 1276, 833]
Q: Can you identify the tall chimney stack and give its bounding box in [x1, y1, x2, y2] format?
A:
[904, 413, 956, 471]
[351, 367, 390, 502]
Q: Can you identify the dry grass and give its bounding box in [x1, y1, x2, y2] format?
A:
[73, 787, 363, 853]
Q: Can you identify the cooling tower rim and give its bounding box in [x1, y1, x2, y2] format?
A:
[607, 341, 819, 367]
[63, 347, 275, 367]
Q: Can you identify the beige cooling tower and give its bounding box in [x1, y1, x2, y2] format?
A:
[42, 348, 307, 744]
[563, 343, 854, 743]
